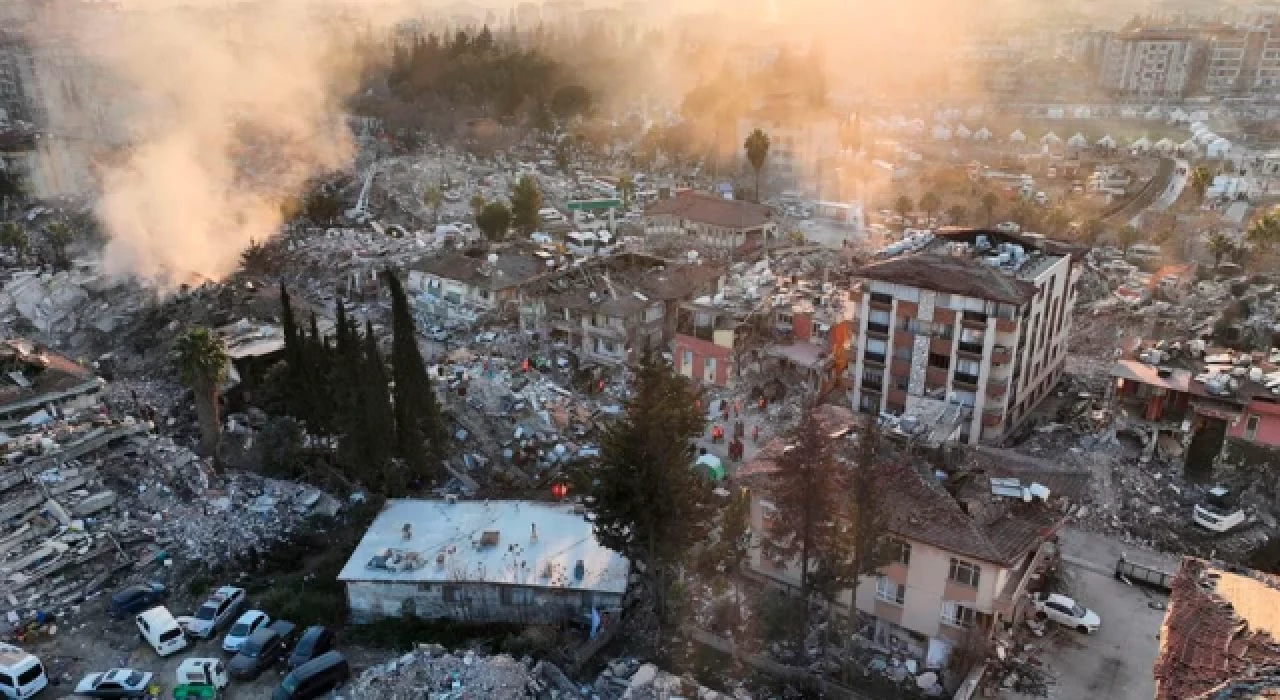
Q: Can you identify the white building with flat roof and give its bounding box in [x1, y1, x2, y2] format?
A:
[338, 499, 629, 624]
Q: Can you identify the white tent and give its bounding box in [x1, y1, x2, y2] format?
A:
[1154, 137, 1176, 154]
[954, 124, 972, 139]
[1041, 131, 1062, 145]
[1097, 134, 1117, 149]
[1179, 139, 1200, 156]
[1196, 130, 1219, 145]
[1130, 136, 1151, 152]
[1009, 129, 1027, 142]
[1120, 107, 1140, 119]
[1067, 133, 1089, 150]
[932, 124, 952, 141]
[1189, 110, 1210, 122]
[1145, 106, 1163, 120]
[973, 127, 992, 141]
[1207, 137, 1232, 158]
[1169, 108, 1189, 123]
[1073, 106, 1093, 119]
[1190, 122, 1209, 135]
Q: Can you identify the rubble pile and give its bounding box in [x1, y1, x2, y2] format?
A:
[343, 646, 538, 699]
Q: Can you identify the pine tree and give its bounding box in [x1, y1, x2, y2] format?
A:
[279, 282, 304, 388]
[574, 350, 713, 629]
[386, 269, 447, 486]
[361, 320, 398, 491]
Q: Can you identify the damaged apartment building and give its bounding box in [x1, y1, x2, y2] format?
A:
[736, 405, 1088, 672]
[848, 229, 1084, 444]
[518, 253, 723, 368]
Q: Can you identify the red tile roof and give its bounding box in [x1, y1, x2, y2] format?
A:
[1155, 558, 1280, 700]
[645, 193, 771, 230]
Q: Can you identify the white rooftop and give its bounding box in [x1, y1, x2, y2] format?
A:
[337, 499, 629, 595]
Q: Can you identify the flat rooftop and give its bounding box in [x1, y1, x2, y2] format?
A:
[337, 499, 629, 595]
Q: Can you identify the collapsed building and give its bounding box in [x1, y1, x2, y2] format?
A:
[848, 228, 1085, 444]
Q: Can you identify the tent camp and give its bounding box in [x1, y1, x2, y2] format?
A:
[1009, 129, 1027, 143]
[1041, 132, 1062, 146]
[1207, 137, 1232, 159]
[1130, 136, 1151, 152]
[932, 124, 952, 141]
[955, 124, 972, 139]
[973, 127, 992, 141]
[1097, 134, 1117, 149]
[1067, 133, 1089, 150]
[1154, 138, 1176, 154]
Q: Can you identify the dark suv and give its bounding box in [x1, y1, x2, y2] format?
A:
[108, 583, 166, 619]
[273, 651, 349, 700]
[287, 626, 335, 671]
[228, 621, 296, 681]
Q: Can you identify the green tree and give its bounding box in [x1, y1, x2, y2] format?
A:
[894, 194, 913, 226]
[946, 205, 967, 226]
[423, 186, 444, 224]
[44, 221, 73, 270]
[919, 192, 941, 225]
[616, 174, 636, 209]
[304, 189, 343, 225]
[574, 351, 713, 629]
[0, 222, 28, 262]
[1079, 218, 1105, 245]
[1206, 231, 1236, 267]
[174, 327, 230, 461]
[476, 202, 512, 241]
[980, 191, 1000, 227]
[550, 84, 592, 119]
[240, 238, 279, 276]
[387, 270, 447, 487]
[509, 175, 542, 234]
[469, 193, 486, 218]
[744, 129, 770, 202]
[1117, 224, 1143, 251]
[1189, 165, 1213, 203]
[359, 319, 397, 489]
[1247, 213, 1280, 256]
[1043, 207, 1070, 237]
[0, 169, 22, 214]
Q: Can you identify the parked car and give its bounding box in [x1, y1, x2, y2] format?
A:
[228, 621, 296, 681]
[183, 586, 246, 639]
[108, 582, 166, 619]
[287, 626, 336, 670]
[273, 651, 350, 700]
[74, 668, 154, 698]
[222, 610, 271, 653]
[0, 643, 48, 699]
[136, 607, 188, 657]
[1030, 592, 1101, 633]
[1194, 486, 1247, 533]
[173, 658, 228, 693]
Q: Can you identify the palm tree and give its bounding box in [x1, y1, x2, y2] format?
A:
[0, 222, 28, 263]
[894, 194, 913, 227]
[1189, 165, 1213, 203]
[44, 222, 74, 270]
[1246, 213, 1280, 256]
[946, 205, 967, 226]
[919, 192, 941, 226]
[980, 192, 999, 227]
[423, 186, 444, 225]
[617, 174, 636, 209]
[1205, 231, 1236, 267]
[743, 128, 770, 202]
[174, 327, 230, 462]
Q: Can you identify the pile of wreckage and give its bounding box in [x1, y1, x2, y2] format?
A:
[343, 645, 742, 700]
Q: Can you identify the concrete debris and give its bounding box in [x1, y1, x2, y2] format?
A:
[342, 646, 537, 699]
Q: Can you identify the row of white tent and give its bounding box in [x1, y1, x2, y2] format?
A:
[903, 106, 1214, 126]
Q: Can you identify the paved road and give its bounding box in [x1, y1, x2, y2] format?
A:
[1147, 158, 1190, 215]
[1100, 157, 1176, 227]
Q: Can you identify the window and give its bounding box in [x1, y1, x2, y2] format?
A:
[941, 602, 976, 628]
[442, 585, 461, 603]
[876, 577, 905, 605]
[866, 339, 887, 355]
[704, 357, 717, 382]
[928, 353, 950, 370]
[956, 358, 981, 376]
[500, 586, 535, 605]
[1246, 414, 1261, 441]
[949, 558, 981, 587]
[682, 350, 693, 369]
[887, 538, 911, 566]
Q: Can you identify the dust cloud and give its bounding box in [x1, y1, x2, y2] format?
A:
[29, 0, 388, 287]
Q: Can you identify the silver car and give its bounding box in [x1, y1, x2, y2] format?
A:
[183, 586, 246, 639]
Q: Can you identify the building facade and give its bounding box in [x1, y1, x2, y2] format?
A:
[848, 230, 1081, 445]
[644, 192, 777, 251]
[1099, 30, 1198, 97]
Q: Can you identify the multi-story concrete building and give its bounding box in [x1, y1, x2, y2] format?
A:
[1098, 29, 1198, 97]
[737, 405, 1088, 669]
[847, 229, 1082, 445]
[644, 192, 777, 252]
[735, 94, 841, 189]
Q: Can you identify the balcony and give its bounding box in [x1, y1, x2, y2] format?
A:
[869, 294, 893, 311]
[953, 372, 980, 390]
[987, 377, 1008, 399]
[867, 322, 890, 338]
[982, 407, 1004, 428]
[957, 341, 984, 359]
[992, 345, 1013, 366]
[864, 352, 886, 367]
[862, 379, 884, 393]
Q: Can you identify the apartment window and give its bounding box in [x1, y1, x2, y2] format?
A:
[1246, 414, 1261, 441]
[876, 577, 906, 606]
[941, 602, 976, 628]
[682, 350, 692, 369]
[928, 353, 950, 370]
[956, 358, 981, 376]
[887, 538, 912, 566]
[949, 558, 981, 588]
[893, 346, 913, 362]
[862, 368, 883, 386]
[704, 357, 717, 382]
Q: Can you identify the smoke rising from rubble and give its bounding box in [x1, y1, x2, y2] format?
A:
[30, 0, 387, 287]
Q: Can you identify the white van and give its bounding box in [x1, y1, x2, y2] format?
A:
[137, 606, 189, 657]
[175, 658, 229, 691]
[0, 644, 47, 699]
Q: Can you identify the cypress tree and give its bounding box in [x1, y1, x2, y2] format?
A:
[386, 269, 447, 486]
[361, 320, 397, 490]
